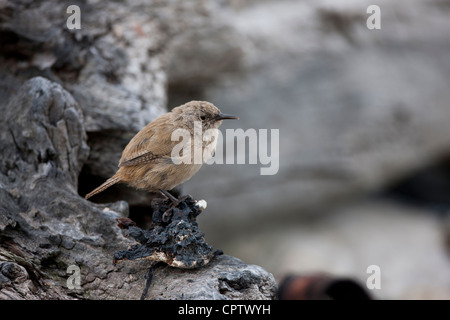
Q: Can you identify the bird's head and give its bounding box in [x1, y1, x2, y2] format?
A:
[172, 101, 239, 130]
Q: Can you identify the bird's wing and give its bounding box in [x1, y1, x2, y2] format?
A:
[119, 115, 183, 167]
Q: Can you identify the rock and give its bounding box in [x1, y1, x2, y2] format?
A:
[0, 77, 89, 188]
[0, 77, 275, 300]
[0, 76, 119, 299]
[166, 12, 245, 108]
[0, 262, 34, 300]
[114, 197, 218, 269]
[0, 262, 29, 285]
[147, 255, 277, 300]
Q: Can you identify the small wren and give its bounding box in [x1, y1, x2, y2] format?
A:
[85, 101, 238, 212]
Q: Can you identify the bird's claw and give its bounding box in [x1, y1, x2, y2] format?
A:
[160, 194, 192, 223]
[162, 209, 173, 222]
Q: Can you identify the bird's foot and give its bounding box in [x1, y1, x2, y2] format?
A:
[158, 189, 178, 203]
[159, 191, 191, 222]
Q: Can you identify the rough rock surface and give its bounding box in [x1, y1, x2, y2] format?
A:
[0, 77, 277, 300]
[146, 254, 277, 300]
[114, 197, 217, 269]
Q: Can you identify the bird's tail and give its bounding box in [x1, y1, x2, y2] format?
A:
[85, 174, 120, 200]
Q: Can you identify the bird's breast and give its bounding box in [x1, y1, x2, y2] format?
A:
[200, 128, 219, 162]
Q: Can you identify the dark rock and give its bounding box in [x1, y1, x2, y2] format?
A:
[114, 197, 215, 269]
[0, 262, 29, 284]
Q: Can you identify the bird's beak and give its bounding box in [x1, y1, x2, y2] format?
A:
[216, 113, 239, 120]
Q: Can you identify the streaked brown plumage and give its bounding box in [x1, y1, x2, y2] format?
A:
[85, 101, 238, 201]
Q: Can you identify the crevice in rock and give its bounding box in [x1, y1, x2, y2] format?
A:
[380, 155, 450, 215]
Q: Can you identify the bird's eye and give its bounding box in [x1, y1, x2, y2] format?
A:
[200, 115, 206, 121]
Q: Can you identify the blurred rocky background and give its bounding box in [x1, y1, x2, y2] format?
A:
[170, 0, 450, 299]
[0, 0, 449, 299]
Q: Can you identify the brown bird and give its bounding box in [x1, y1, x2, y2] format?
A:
[85, 101, 238, 218]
